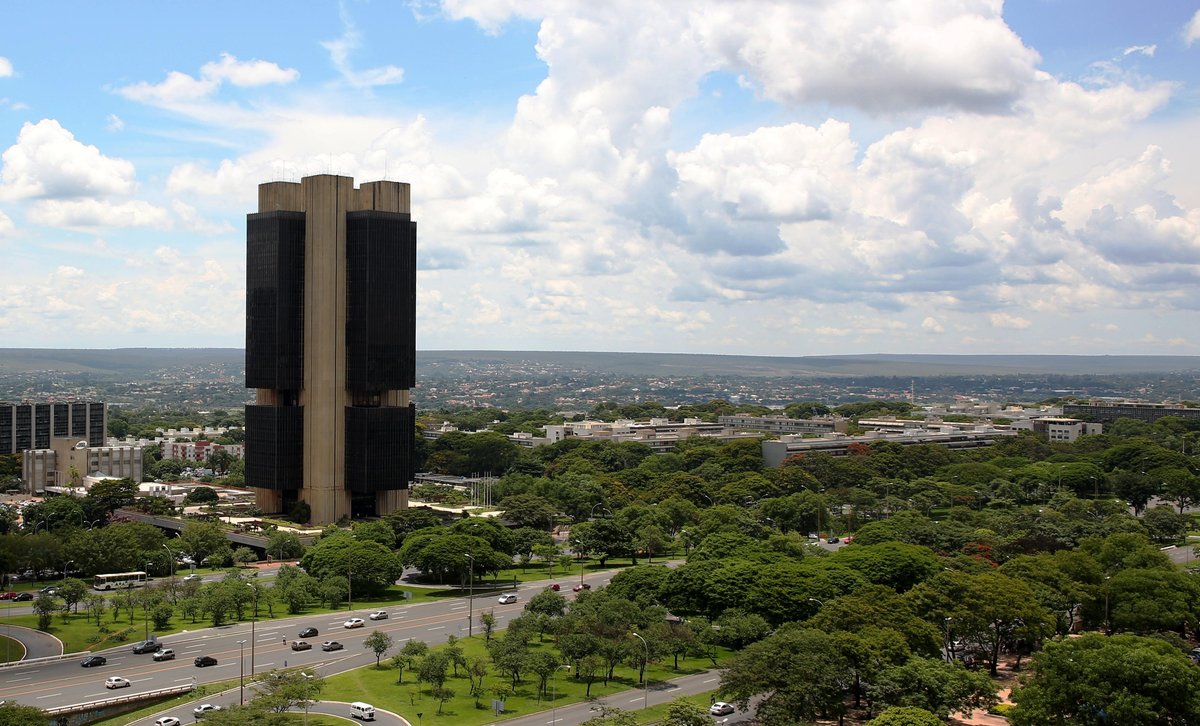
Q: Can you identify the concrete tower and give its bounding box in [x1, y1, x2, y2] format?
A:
[244, 174, 416, 524]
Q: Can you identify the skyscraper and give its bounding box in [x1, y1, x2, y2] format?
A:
[244, 174, 416, 524]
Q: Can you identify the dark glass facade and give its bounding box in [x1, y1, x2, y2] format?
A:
[246, 212, 306, 391]
[71, 403, 86, 437]
[52, 403, 68, 438]
[344, 404, 415, 492]
[0, 406, 10, 455]
[345, 211, 417, 392]
[245, 405, 304, 490]
[88, 403, 105, 447]
[33, 404, 49, 449]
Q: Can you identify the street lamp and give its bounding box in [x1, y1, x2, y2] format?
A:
[1103, 575, 1112, 635]
[237, 639, 247, 705]
[551, 664, 571, 724]
[61, 560, 74, 587]
[347, 567, 353, 612]
[806, 597, 824, 609]
[301, 672, 314, 726]
[163, 544, 174, 579]
[631, 632, 649, 711]
[247, 582, 258, 675]
[464, 553, 475, 637]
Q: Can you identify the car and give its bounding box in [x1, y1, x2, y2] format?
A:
[497, 593, 518, 604]
[827, 537, 840, 544]
[343, 618, 365, 629]
[194, 655, 218, 667]
[80, 655, 107, 667]
[710, 702, 735, 716]
[0, 592, 16, 600]
[105, 676, 131, 689]
[572, 583, 591, 592]
[291, 640, 312, 651]
[368, 610, 388, 620]
[193, 704, 223, 717]
[13, 593, 33, 601]
[39, 585, 57, 594]
[154, 718, 182, 726]
[152, 648, 175, 661]
[182, 574, 202, 583]
[548, 583, 560, 591]
[321, 641, 344, 651]
[299, 627, 319, 638]
[132, 639, 160, 654]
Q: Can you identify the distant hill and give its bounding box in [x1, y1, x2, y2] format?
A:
[0, 348, 1197, 379]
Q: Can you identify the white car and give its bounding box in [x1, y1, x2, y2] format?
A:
[343, 617, 365, 629]
[155, 718, 182, 726]
[193, 704, 223, 717]
[498, 593, 518, 604]
[368, 610, 388, 620]
[710, 702, 735, 716]
[182, 574, 203, 583]
[104, 676, 131, 689]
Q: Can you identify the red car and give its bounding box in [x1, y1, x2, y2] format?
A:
[0, 592, 16, 600]
[548, 584, 560, 591]
[572, 583, 591, 592]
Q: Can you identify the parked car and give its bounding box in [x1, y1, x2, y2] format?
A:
[154, 718, 181, 726]
[194, 655, 218, 667]
[321, 641, 344, 652]
[368, 610, 388, 621]
[343, 618, 365, 629]
[497, 593, 518, 604]
[291, 640, 312, 651]
[13, 593, 33, 601]
[710, 702, 735, 716]
[80, 655, 107, 668]
[548, 583, 560, 591]
[827, 537, 840, 544]
[299, 627, 319, 637]
[572, 583, 591, 592]
[105, 676, 131, 689]
[152, 648, 175, 661]
[193, 704, 223, 717]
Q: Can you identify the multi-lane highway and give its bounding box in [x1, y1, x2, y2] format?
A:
[0, 569, 621, 712]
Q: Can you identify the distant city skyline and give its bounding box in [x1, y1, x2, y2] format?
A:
[1, 2, 1198, 355]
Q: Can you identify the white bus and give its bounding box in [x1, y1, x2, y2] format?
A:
[93, 571, 149, 591]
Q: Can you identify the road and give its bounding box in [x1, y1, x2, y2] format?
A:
[0, 569, 622, 712]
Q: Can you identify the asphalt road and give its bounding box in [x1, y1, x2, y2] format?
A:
[0, 569, 622, 712]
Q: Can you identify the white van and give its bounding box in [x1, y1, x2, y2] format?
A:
[350, 702, 376, 721]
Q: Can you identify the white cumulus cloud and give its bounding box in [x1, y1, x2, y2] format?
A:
[118, 54, 299, 104]
[27, 198, 171, 228]
[200, 53, 299, 87]
[0, 57, 12, 77]
[989, 312, 1032, 329]
[1185, 9, 1200, 45]
[0, 119, 136, 200]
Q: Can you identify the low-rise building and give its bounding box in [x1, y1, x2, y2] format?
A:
[22, 437, 143, 492]
[1010, 417, 1103, 442]
[718, 414, 848, 435]
[762, 426, 1015, 467]
[1063, 399, 1200, 424]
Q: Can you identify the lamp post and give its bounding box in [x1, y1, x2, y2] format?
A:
[61, 560, 74, 587]
[237, 639, 247, 705]
[163, 544, 174, 579]
[1103, 575, 1111, 635]
[247, 582, 258, 675]
[551, 664, 571, 724]
[143, 561, 152, 640]
[464, 553, 475, 637]
[347, 568, 353, 612]
[631, 632, 649, 711]
[806, 597, 824, 610]
[301, 672, 313, 726]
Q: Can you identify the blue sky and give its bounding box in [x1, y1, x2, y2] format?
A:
[1, 1, 1199, 355]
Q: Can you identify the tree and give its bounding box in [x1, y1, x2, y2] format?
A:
[300, 532, 404, 595]
[867, 656, 997, 719]
[418, 651, 451, 690]
[0, 701, 50, 726]
[265, 530, 305, 561]
[720, 626, 851, 726]
[178, 520, 228, 567]
[481, 611, 497, 641]
[256, 670, 325, 714]
[488, 634, 529, 687]
[1009, 633, 1200, 725]
[570, 519, 633, 567]
[661, 698, 710, 726]
[232, 547, 258, 566]
[865, 707, 944, 726]
[1142, 505, 1188, 544]
[57, 578, 88, 613]
[85, 478, 137, 515]
[363, 630, 394, 667]
[431, 685, 455, 715]
[32, 594, 57, 630]
[392, 639, 428, 684]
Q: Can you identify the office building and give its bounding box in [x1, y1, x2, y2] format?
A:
[762, 426, 1015, 467]
[0, 401, 106, 454]
[23, 437, 143, 492]
[1063, 400, 1200, 424]
[1011, 417, 1103, 443]
[244, 174, 417, 524]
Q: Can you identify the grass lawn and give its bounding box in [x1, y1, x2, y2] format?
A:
[86, 677, 243, 726]
[320, 631, 729, 726]
[0, 633, 25, 662]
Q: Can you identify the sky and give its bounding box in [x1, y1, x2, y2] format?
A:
[1, 1, 1199, 356]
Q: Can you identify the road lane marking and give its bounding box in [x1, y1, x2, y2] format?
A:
[259, 662, 274, 668]
[174, 677, 193, 682]
[35, 694, 61, 699]
[702, 678, 718, 684]
[131, 677, 154, 683]
[7, 677, 31, 682]
[427, 626, 445, 631]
